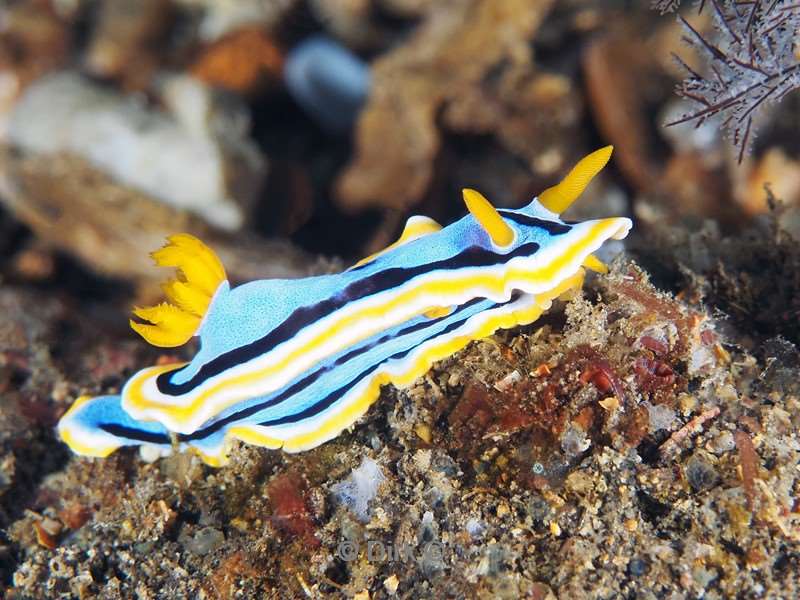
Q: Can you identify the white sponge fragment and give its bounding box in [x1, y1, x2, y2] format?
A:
[331, 457, 386, 523]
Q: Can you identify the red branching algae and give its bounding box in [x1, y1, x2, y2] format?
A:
[573, 346, 627, 403]
[633, 357, 676, 391]
[533, 363, 552, 377]
[448, 380, 543, 443]
[207, 551, 265, 600]
[266, 471, 319, 548]
[639, 335, 669, 355]
[609, 270, 697, 353]
[496, 402, 537, 433]
[448, 382, 497, 441]
[579, 365, 614, 394]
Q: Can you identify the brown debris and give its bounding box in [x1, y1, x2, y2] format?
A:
[143, 499, 178, 538]
[84, 0, 174, 89]
[622, 404, 652, 448]
[32, 517, 61, 550]
[17, 395, 59, 428]
[447, 381, 501, 445]
[3, 2, 800, 598]
[4, 249, 800, 598]
[0, 147, 337, 297]
[205, 550, 268, 600]
[583, 27, 661, 192]
[58, 503, 92, 531]
[0, 2, 71, 90]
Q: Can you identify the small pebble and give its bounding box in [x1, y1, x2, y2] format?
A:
[383, 574, 400, 595]
[183, 527, 225, 556]
[466, 518, 486, 539]
[628, 557, 649, 577]
[414, 423, 432, 443]
[685, 454, 719, 492]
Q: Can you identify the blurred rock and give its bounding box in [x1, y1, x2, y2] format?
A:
[0, 2, 72, 137]
[310, 0, 406, 50]
[659, 151, 730, 222]
[336, 0, 557, 212]
[582, 26, 663, 193]
[284, 35, 370, 134]
[738, 148, 800, 216]
[11, 245, 55, 281]
[84, 0, 174, 90]
[176, 0, 298, 41]
[0, 146, 338, 293]
[583, 21, 743, 227]
[7, 71, 264, 231]
[380, 0, 435, 18]
[685, 452, 719, 492]
[0, 3, 71, 85]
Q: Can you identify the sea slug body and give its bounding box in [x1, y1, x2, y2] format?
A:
[58, 147, 632, 466]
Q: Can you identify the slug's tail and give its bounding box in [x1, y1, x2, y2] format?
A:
[57, 394, 173, 458]
[130, 234, 227, 347]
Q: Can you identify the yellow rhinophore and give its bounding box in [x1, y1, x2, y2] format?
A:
[130, 234, 227, 347]
[538, 146, 613, 214]
[582, 254, 608, 274]
[462, 188, 515, 247]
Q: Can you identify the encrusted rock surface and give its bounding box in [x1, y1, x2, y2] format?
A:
[3, 247, 799, 598]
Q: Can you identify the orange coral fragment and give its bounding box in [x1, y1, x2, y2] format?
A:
[191, 27, 284, 94]
[734, 430, 758, 513]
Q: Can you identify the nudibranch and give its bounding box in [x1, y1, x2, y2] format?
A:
[58, 146, 631, 466]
